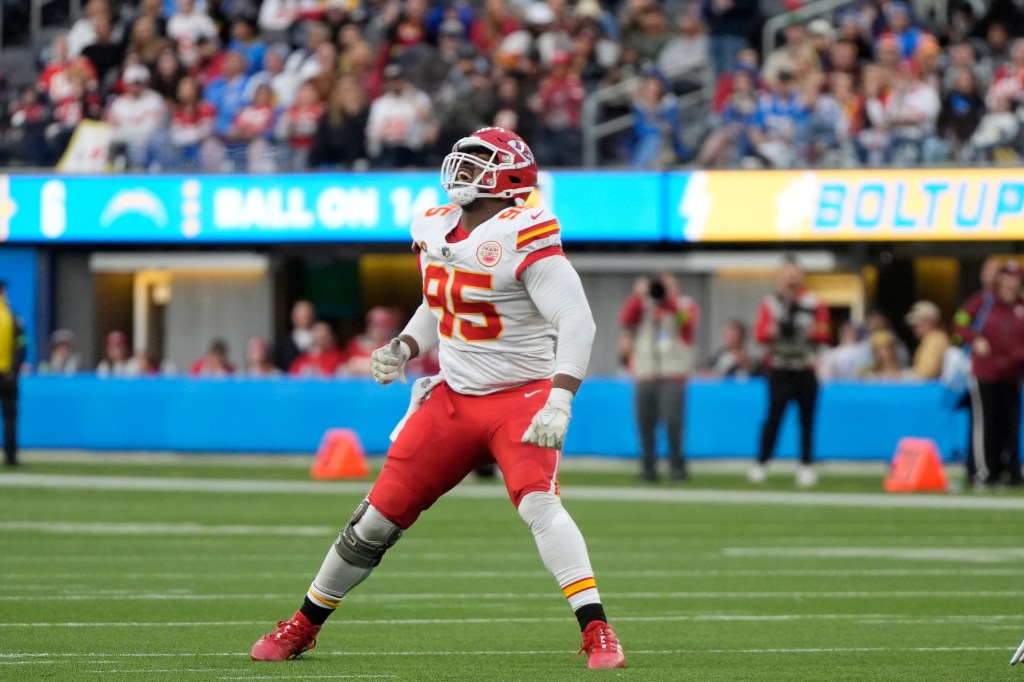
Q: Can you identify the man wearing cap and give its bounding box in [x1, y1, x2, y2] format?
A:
[0, 281, 27, 467]
[106, 63, 167, 169]
[366, 63, 435, 168]
[904, 300, 949, 380]
[953, 260, 1024, 487]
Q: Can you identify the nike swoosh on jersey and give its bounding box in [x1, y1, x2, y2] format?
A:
[524, 389, 543, 398]
[529, 210, 543, 220]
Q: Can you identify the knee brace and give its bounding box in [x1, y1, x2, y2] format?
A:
[517, 491, 570, 533]
[334, 498, 403, 569]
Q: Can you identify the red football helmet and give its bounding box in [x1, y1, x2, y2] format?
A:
[440, 127, 538, 206]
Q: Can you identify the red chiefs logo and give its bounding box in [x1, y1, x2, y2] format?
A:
[477, 240, 502, 267]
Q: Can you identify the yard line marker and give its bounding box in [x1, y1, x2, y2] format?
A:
[0, 521, 333, 536]
[4, 473, 1024, 511]
[0, 613, 1021, 628]
[2, 589, 1024, 602]
[0, 646, 1014, 660]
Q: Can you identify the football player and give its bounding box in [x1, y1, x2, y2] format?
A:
[250, 127, 626, 670]
[1012, 636, 1024, 665]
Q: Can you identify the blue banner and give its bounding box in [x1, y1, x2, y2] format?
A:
[1, 171, 665, 244]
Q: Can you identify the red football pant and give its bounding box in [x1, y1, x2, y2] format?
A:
[368, 379, 558, 529]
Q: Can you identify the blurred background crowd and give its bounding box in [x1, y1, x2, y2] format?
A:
[0, 0, 1022, 172]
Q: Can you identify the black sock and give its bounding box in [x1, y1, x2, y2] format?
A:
[299, 597, 335, 626]
[574, 603, 608, 631]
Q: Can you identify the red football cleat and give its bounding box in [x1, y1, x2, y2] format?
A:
[579, 620, 626, 669]
[250, 611, 322, 661]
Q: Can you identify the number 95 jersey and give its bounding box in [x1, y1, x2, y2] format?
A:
[411, 203, 566, 396]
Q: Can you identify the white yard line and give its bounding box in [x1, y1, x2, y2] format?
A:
[0, 613, 1021, 628]
[724, 547, 1024, 563]
[0, 521, 333, 536]
[2, 472, 1024, 510]
[1, 589, 1022, 602]
[0, 646, 1013, 661]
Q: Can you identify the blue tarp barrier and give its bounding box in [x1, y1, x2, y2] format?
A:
[16, 376, 973, 461]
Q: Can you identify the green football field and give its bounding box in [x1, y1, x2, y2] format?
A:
[2, 455, 1024, 681]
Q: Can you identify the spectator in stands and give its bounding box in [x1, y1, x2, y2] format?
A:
[903, 300, 949, 380]
[881, 1, 922, 59]
[623, 3, 673, 65]
[629, 71, 690, 169]
[81, 11, 126, 90]
[190, 36, 225, 87]
[231, 82, 278, 171]
[127, 15, 174, 71]
[954, 260, 1024, 488]
[807, 19, 834, 72]
[68, 0, 112, 57]
[763, 16, 819, 88]
[305, 42, 340, 103]
[258, 0, 300, 41]
[836, 9, 872, 63]
[937, 68, 985, 161]
[749, 256, 831, 488]
[756, 69, 813, 168]
[277, 299, 317, 370]
[38, 329, 80, 375]
[818, 320, 864, 381]
[988, 38, 1024, 110]
[711, 46, 760, 114]
[228, 17, 266, 77]
[863, 61, 941, 164]
[46, 70, 101, 164]
[983, 22, 1012, 73]
[118, 0, 166, 42]
[383, 0, 431, 63]
[165, 76, 215, 169]
[7, 87, 49, 167]
[861, 329, 906, 379]
[205, 50, 251, 169]
[964, 91, 1021, 163]
[190, 338, 236, 377]
[810, 71, 863, 164]
[289, 321, 346, 377]
[701, 0, 759, 79]
[620, 273, 699, 483]
[311, 76, 369, 169]
[342, 307, 400, 377]
[699, 64, 763, 167]
[702, 319, 758, 378]
[97, 330, 134, 377]
[532, 50, 586, 167]
[38, 35, 98, 105]
[486, 74, 537, 139]
[433, 55, 495, 158]
[286, 21, 331, 82]
[151, 48, 188, 102]
[167, 0, 218, 68]
[366, 63, 435, 169]
[827, 39, 862, 82]
[656, 4, 711, 96]
[276, 81, 323, 171]
[945, 42, 990, 95]
[470, 0, 520, 55]
[106, 64, 168, 170]
[248, 44, 300, 108]
[245, 337, 280, 376]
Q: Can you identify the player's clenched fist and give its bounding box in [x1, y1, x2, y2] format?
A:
[370, 338, 410, 385]
[522, 388, 573, 449]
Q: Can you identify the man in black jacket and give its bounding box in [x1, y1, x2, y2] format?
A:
[0, 279, 27, 467]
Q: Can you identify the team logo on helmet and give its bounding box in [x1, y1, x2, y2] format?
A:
[477, 240, 502, 267]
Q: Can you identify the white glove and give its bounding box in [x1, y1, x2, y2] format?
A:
[521, 387, 573, 450]
[370, 338, 410, 385]
[1011, 637, 1024, 665]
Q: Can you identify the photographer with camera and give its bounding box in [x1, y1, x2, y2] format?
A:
[619, 273, 700, 483]
[748, 257, 831, 487]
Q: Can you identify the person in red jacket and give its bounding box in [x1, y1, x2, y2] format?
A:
[952, 259, 1024, 488]
[289, 322, 346, 377]
[749, 256, 831, 488]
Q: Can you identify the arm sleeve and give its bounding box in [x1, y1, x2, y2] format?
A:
[401, 299, 439, 357]
[753, 299, 775, 345]
[619, 294, 643, 329]
[812, 301, 832, 345]
[952, 292, 983, 345]
[522, 256, 596, 381]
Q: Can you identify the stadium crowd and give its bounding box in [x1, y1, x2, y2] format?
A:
[2, 0, 1023, 171]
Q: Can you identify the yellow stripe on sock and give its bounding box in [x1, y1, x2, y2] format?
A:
[562, 577, 597, 599]
[308, 589, 341, 608]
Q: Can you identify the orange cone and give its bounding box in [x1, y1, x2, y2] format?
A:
[310, 428, 370, 480]
[883, 437, 948, 493]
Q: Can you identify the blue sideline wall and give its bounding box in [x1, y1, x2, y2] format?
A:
[19, 376, 971, 461]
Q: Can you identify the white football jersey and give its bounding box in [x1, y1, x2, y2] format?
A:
[411, 203, 565, 395]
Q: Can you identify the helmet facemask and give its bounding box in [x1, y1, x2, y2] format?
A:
[440, 136, 534, 206]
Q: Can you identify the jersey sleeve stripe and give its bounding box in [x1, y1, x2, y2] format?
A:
[514, 245, 565, 280]
[516, 219, 560, 247]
